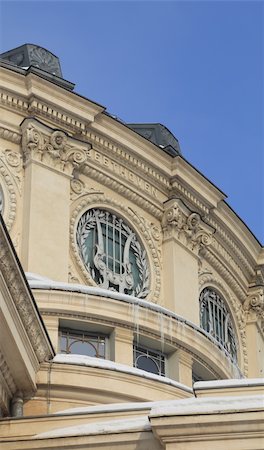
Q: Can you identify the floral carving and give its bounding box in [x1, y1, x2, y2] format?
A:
[244, 287, 264, 322]
[162, 198, 214, 253]
[21, 119, 91, 175]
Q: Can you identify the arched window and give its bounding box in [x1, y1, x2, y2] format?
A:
[76, 208, 149, 298]
[199, 288, 237, 362]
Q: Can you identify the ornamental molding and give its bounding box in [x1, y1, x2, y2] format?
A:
[0, 148, 23, 194]
[84, 128, 171, 191]
[0, 228, 53, 363]
[200, 246, 247, 302]
[21, 118, 92, 176]
[0, 125, 21, 144]
[70, 193, 162, 303]
[0, 349, 17, 396]
[162, 198, 214, 255]
[204, 215, 256, 280]
[42, 310, 227, 380]
[0, 159, 17, 230]
[171, 179, 254, 278]
[244, 286, 264, 325]
[82, 165, 164, 219]
[28, 98, 87, 134]
[210, 237, 248, 290]
[198, 270, 248, 375]
[170, 181, 210, 215]
[0, 90, 28, 113]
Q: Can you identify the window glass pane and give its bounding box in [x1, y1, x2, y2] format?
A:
[136, 355, 159, 374]
[59, 329, 106, 359]
[77, 209, 150, 298]
[133, 345, 165, 377]
[199, 288, 237, 362]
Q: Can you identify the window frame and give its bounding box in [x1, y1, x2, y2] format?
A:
[199, 287, 238, 362]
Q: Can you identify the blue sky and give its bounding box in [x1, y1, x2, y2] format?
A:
[0, 0, 263, 243]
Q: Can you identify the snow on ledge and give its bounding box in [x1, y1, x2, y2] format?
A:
[53, 354, 192, 393]
[55, 401, 157, 416]
[194, 378, 264, 391]
[34, 416, 151, 439]
[26, 274, 242, 372]
[150, 394, 264, 417]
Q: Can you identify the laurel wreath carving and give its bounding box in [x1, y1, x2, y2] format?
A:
[76, 209, 150, 298]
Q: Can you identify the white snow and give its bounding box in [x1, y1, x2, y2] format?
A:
[34, 417, 151, 439]
[150, 394, 264, 417]
[55, 402, 154, 415]
[53, 353, 192, 393]
[27, 275, 242, 372]
[26, 272, 52, 282]
[194, 378, 264, 390]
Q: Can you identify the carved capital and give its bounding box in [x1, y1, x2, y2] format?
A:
[244, 286, 264, 323]
[162, 198, 214, 254]
[21, 119, 91, 175]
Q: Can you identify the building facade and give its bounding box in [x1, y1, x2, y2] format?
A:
[0, 44, 263, 449]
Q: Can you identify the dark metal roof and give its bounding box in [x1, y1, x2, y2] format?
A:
[0, 44, 75, 91]
[127, 123, 181, 156]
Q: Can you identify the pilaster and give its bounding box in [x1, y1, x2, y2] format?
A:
[20, 118, 91, 281]
[110, 327, 134, 366]
[168, 349, 193, 387]
[162, 198, 214, 324]
[244, 285, 264, 377]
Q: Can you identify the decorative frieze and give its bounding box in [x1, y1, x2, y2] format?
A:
[0, 159, 17, 230]
[162, 198, 214, 255]
[85, 129, 170, 191]
[21, 118, 91, 176]
[0, 226, 53, 363]
[0, 126, 21, 144]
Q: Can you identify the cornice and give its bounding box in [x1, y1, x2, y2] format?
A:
[0, 221, 53, 363]
[84, 128, 171, 192]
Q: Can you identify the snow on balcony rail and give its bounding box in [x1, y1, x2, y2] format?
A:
[27, 274, 242, 375]
[53, 353, 193, 393]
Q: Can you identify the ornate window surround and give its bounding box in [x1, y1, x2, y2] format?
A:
[76, 208, 150, 298]
[70, 194, 161, 303]
[199, 287, 238, 363]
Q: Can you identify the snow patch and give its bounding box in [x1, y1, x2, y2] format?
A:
[34, 417, 151, 439]
[194, 378, 264, 390]
[53, 354, 192, 393]
[150, 394, 264, 417]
